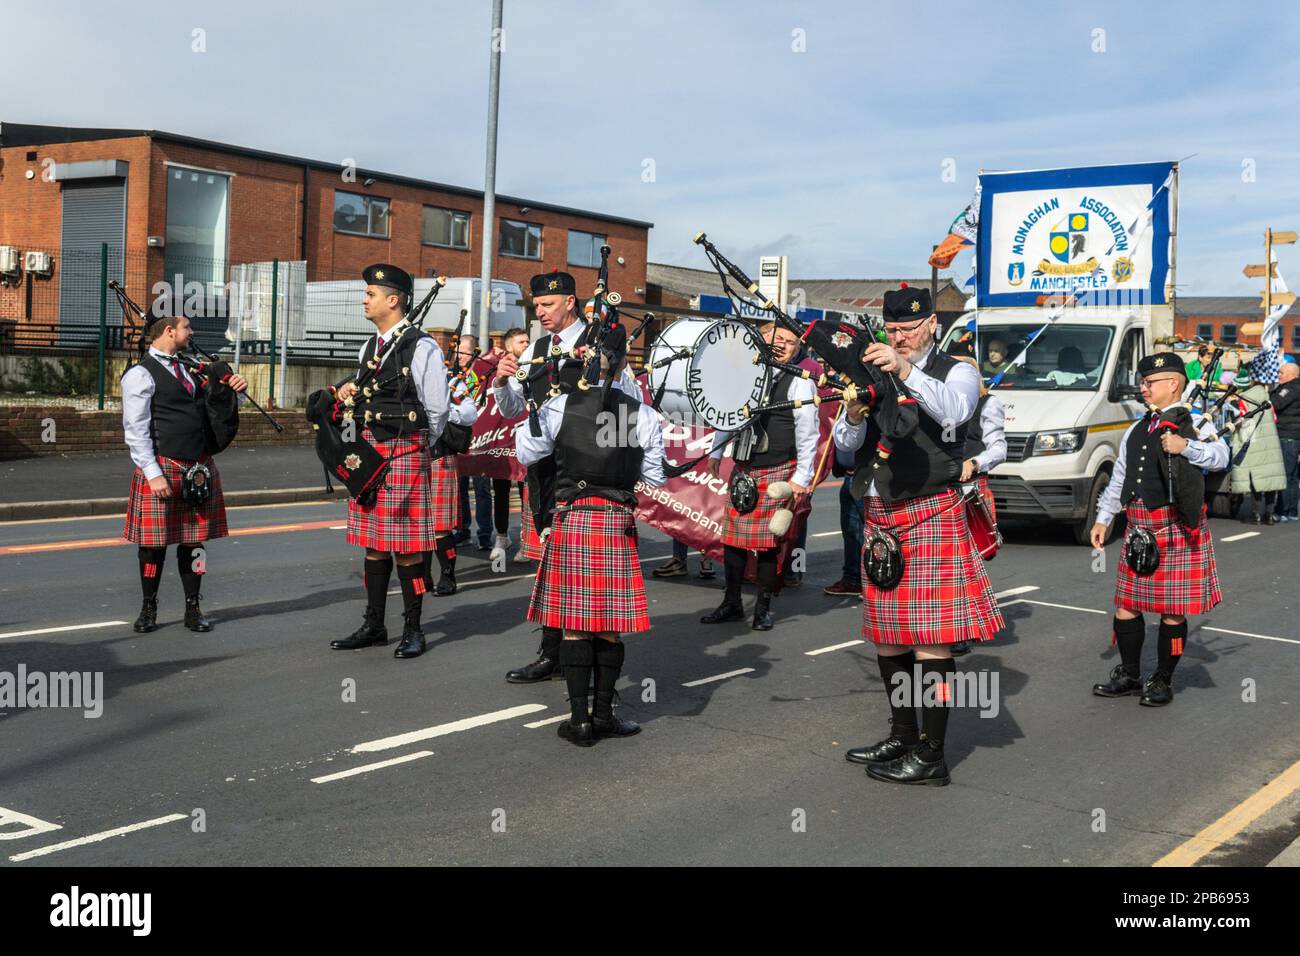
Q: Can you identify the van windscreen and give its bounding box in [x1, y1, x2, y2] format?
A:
[967, 324, 1114, 390]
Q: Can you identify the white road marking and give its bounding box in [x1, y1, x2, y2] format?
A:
[0, 621, 128, 642]
[682, 668, 755, 687]
[805, 639, 866, 656]
[810, 531, 840, 538]
[8, 813, 187, 862]
[352, 703, 547, 753]
[1001, 598, 1107, 615]
[524, 714, 569, 729]
[994, 585, 1040, 599]
[311, 751, 434, 783]
[1202, 626, 1300, 646]
[1220, 531, 1261, 542]
[328, 524, 347, 530]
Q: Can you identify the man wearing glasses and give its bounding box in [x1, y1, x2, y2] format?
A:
[833, 286, 1005, 787]
[1089, 352, 1229, 707]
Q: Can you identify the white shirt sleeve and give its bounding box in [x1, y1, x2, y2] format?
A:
[448, 376, 479, 427]
[790, 376, 819, 486]
[833, 408, 869, 454]
[1095, 422, 1136, 529]
[1184, 411, 1229, 472]
[638, 404, 666, 487]
[493, 371, 526, 419]
[974, 396, 1008, 472]
[515, 393, 564, 467]
[411, 337, 449, 442]
[121, 363, 163, 480]
[904, 353, 980, 428]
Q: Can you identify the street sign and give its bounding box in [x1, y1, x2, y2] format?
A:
[1270, 231, 1297, 245]
[1243, 263, 1277, 278]
[1259, 291, 1296, 309]
[1241, 322, 1265, 335]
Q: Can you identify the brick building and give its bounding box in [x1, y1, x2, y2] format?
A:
[0, 122, 651, 342]
[1174, 296, 1299, 353]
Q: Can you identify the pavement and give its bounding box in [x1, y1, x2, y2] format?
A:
[0, 446, 338, 520]
[1, 492, 1297, 866]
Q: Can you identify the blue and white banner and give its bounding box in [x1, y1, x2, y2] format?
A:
[976, 162, 1175, 307]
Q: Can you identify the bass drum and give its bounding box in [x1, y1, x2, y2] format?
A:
[961, 478, 1002, 561]
[645, 317, 769, 431]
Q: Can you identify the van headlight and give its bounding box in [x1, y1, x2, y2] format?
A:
[1031, 428, 1086, 456]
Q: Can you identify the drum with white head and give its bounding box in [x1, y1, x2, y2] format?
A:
[646, 317, 768, 430]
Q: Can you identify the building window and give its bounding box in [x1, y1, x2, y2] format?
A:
[334, 190, 389, 238]
[1292, 325, 1300, 348]
[567, 230, 606, 268]
[165, 165, 230, 293]
[1196, 323, 1213, 340]
[1220, 323, 1237, 344]
[422, 206, 470, 249]
[499, 219, 541, 259]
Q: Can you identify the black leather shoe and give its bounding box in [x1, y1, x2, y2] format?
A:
[783, 570, 803, 588]
[1139, 671, 1174, 707]
[951, 640, 972, 657]
[506, 654, 561, 683]
[435, 571, 457, 596]
[865, 748, 951, 786]
[394, 613, 426, 659]
[133, 597, 159, 633]
[700, 600, 745, 624]
[331, 610, 388, 649]
[593, 714, 641, 737]
[845, 734, 920, 765]
[183, 595, 213, 633]
[1092, 664, 1143, 698]
[557, 720, 596, 747]
[751, 606, 774, 631]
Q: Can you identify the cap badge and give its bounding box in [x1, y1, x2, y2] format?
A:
[1154, 357, 1165, 367]
[375, 270, 385, 279]
[548, 280, 558, 290]
[344, 454, 361, 470]
[910, 300, 921, 313]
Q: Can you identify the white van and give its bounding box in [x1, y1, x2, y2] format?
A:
[939, 306, 1167, 543]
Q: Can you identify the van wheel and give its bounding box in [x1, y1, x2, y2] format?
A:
[1073, 469, 1112, 545]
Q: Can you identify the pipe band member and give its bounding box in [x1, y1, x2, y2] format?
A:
[833, 286, 1005, 787]
[516, 324, 666, 746]
[122, 311, 248, 634]
[331, 264, 449, 660]
[1090, 351, 1228, 707]
[425, 349, 481, 596]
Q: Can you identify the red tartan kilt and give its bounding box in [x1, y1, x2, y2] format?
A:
[429, 455, 460, 533]
[527, 496, 649, 633]
[722, 461, 797, 550]
[1114, 500, 1222, 615]
[123, 456, 228, 547]
[861, 488, 1005, 645]
[518, 481, 543, 560]
[346, 430, 437, 553]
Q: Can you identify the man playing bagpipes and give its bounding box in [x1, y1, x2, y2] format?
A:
[701, 321, 818, 631]
[121, 310, 249, 634]
[491, 271, 591, 684]
[833, 286, 1005, 787]
[327, 264, 449, 660]
[1090, 352, 1229, 707]
[425, 334, 481, 597]
[515, 323, 666, 746]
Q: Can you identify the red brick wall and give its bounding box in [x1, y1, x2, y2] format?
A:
[1175, 314, 1297, 349]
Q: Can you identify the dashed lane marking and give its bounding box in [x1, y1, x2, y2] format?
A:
[524, 714, 569, 729]
[805, 640, 866, 656]
[311, 751, 434, 784]
[8, 813, 188, 863]
[994, 585, 1040, 599]
[682, 668, 756, 687]
[1220, 531, 1261, 542]
[352, 703, 547, 754]
[1202, 626, 1300, 646]
[1002, 598, 1108, 615]
[0, 620, 128, 642]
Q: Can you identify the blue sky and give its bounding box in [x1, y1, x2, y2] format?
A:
[4, 0, 1299, 293]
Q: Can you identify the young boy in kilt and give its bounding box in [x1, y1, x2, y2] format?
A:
[833, 286, 1005, 787]
[1090, 352, 1228, 706]
[701, 322, 818, 631]
[122, 313, 249, 633]
[424, 371, 479, 595]
[330, 264, 449, 660]
[516, 324, 665, 746]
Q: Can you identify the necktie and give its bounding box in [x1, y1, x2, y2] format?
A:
[170, 357, 194, 396]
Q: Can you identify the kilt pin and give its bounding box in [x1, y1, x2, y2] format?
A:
[1114, 500, 1221, 616]
[527, 496, 650, 633]
[721, 461, 797, 550]
[861, 488, 1004, 645]
[124, 455, 228, 547]
[346, 428, 438, 553]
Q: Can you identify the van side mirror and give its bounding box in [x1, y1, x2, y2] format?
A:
[1111, 380, 1141, 402]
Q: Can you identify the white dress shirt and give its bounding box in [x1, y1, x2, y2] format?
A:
[1095, 409, 1229, 528]
[357, 321, 449, 442]
[973, 394, 1008, 473]
[709, 372, 820, 487]
[832, 345, 982, 496]
[515, 378, 665, 487]
[492, 319, 587, 419]
[121, 347, 201, 479]
[448, 374, 479, 427]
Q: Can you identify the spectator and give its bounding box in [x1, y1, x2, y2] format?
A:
[1229, 363, 1287, 524]
[652, 539, 715, 579]
[453, 334, 494, 549]
[982, 337, 1016, 378]
[1271, 361, 1300, 521]
[489, 328, 530, 557]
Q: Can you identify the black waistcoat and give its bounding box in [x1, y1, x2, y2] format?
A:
[1119, 407, 1205, 524]
[138, 354, 210, 461]
[553, 387, 644, 506]
[852, 348, 967, 502]
[964, 393, 990, 458]
[353, 326, 430, 441]
[749, 372, 797, 468]
[524, 325, 588, 531]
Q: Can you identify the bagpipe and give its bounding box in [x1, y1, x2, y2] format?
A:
[109, 281, 284, 455]
[305, 275, 447, 503]
[435, 306, 478, 457]
[1123, 401, 1209, 575]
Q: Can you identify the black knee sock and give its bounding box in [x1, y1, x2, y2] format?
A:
[422, 551, 435, 591]
[1157, 619, 1187, 677]
[559, 640, 594, 723]
[723, 545, 747, 603]
[592, 639, 626, 721]
[877, 652, 919, 742]
[396, 562, 425, 624]
[434, 534, 456, 578]
[756, 548, 778, 593]
[918, 657, 956, 756]
[364, 556, 394, 617]
[176, 544, 205, 599]
[138, 547, 165, 599]
[540, 626, 562, 659]
[1113, 615, 1145, 677]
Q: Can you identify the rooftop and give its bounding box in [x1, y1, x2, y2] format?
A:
[647, 263, 961, 312]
